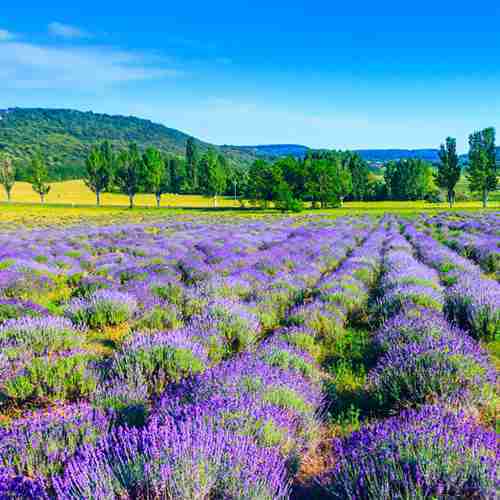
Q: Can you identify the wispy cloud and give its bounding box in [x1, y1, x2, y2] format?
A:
[48, 22, 90, 39]
[0, 41, 184, 89]
[0, 29, 15, 41]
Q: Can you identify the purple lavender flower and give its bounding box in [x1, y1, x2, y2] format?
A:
[0, 316, 82, 355]
[445, 275, 500, 341]
[0, 468, 49, 499]
[65, 289, 138, 328]
[0, 298, 48, 324]
[104, 329, 208, 397]
[0, 403, 110, 478]
[368, 329, 496, 410]
[53, 417, 290, 499]
[319, 405, 499, 499]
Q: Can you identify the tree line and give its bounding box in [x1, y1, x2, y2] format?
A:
[244, 127, 497, 210]
[0, 128, 497, 209]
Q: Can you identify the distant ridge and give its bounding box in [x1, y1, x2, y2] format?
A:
[231, 144, 500, 163]
[231, 144, 442, 162]
[228, 144, 311, 158]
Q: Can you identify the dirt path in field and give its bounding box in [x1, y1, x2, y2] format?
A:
[290, 424, 335, 499]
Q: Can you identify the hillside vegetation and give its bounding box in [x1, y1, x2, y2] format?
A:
[0, 108, 256, 180]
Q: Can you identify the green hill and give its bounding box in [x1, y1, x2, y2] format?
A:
[0, 108, 257, 180]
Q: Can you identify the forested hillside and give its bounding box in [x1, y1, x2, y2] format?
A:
[0, 108, 257, 180]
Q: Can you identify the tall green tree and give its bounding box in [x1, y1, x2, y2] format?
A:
[84, 141, 114, 206]
[185, 137, 199, 192]
[278, 157, 306, 199]
[305, 155, 352, 208]
[466, 128, 498, 208]
[344, 152, 369, 201]
[330, 157, 352, 207]
[435, 137, 461, 207]
[167, 156, 186, 195]
[275, 181, 303, 212]
[0, 155, 15, 202]
[143, 147, 170, 208]
[116, 143, 145, 209]
[384, 158, 433, 201]
[246, 159, 283, 208]
[30, 152, 51, 203]
[199, 149, 227, 207]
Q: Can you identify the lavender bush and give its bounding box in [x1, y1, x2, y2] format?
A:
[0, 403, 110, 478]
[0, 316, 82, 355]
[368, 332, 496, 410]
[65, 289, 138, 329]
[320, 405, 499, 499]
[445, 275, 500, 341]
[104, 330, 208, 397]
[53, 417, 290, 499]
[2, 351, 97, 404]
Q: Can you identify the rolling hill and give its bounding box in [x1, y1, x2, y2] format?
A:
[0, 108, 258, 180]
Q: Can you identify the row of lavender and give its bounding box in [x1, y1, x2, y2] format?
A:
[0, 217, 375, 497]
[404, 221, 499, 341]
[319, 223, 498, 498]
[419, 212, 499, 276]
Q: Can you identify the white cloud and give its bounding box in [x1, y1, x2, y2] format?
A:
[48, 22, 89, 39]
[0, 29, 15, 41]
[0, 42, 184, 89]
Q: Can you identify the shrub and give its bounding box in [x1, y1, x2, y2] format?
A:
[263, 386, 312, 415]
[69, 275, 111, 299]
[105, 330, 208, 397]
[0, 316, 82, 355]
[445, 276, 500, 341]
[0, 404, 110, 477]
[53, 418, 290, 499]
[261, 347, 319, 381]
[2, 352, 97, 404]
[133, 305, 183, 331]
[283, 329, 321, 359]
[320, 405, 499, 499]
[368, 333, 495, 411]
[65, 290, 137, 329]
[0, 298, 48, 324]
[373, 306, 458, 354]
[189, 300, 261, 360]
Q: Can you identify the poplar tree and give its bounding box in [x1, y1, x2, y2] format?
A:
[436, 137, 461, 208]
[185, 137, 198, 192]
[466, 128, 498, 208]
[199, 148, 226, 207]
[143, 147, 170, 208]
[116, 143, 145, 209]
[0, 155, 15, 202]
[84, 141, 114, 206]
[30, 152, 51, 203]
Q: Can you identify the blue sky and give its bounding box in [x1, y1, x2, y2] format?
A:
[1, 1, 499, 151]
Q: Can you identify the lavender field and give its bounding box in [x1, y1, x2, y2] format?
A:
[0, 213, 498, 499]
